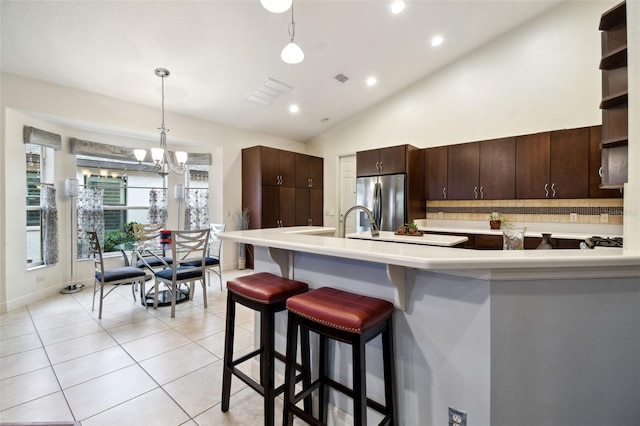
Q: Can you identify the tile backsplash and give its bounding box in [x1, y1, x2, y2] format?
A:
[425, 199, 623, 225]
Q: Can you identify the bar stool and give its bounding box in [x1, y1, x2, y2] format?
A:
[283, 286, 397, 426]
[221, 272, 311, 426]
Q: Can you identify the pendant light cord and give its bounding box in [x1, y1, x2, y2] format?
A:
[288, 1, 296, 42]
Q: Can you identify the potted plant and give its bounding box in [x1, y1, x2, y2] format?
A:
[407, 222, 419, 234]
[489, 212, 511, 229]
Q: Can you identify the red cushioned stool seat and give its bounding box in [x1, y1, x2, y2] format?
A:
[227, 272, 309, 304]
[221, 272, 311, 426]
[283, 287, 397, 425]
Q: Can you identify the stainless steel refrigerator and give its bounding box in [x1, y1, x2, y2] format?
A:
[356, 174, 406, 233]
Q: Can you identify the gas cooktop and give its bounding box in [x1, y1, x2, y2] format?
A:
[584, 236, 623, 248]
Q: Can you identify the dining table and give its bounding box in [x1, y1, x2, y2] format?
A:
[115, 239, 190, 307]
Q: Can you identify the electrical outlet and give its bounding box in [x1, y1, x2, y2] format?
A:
[36, 275, 45, 282]
[449, 407, 467, 426]
[570, 213, 578, 223]
[438, 211, 444, 219]
[600, 213, 609, 223]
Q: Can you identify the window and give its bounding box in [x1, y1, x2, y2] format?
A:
[26, 143, 54, 266]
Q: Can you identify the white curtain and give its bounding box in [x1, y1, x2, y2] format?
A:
[77, 187, 104, 258]
[184, 188, 209, 230]
[41, 184, 58, 265]
[148, 188, 168, 225]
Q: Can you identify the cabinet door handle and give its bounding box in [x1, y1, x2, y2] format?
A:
[308, 218, 312, 226]
[375, 161, 380, 172]
[443, 187, 447, 199]
[309, 178, 313, 188]
[551, 183, 556, 198]
[379, 161, 383, 172]
[480, 186, 484, 199]
[474, 186, 478, 199]
[598, 166, 604, 178]
[544, 183, 549, 198]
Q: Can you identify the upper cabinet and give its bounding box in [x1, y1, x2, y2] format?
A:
[479, 137, 516, 200]
[356, 145, 408, 176]
[516, 128, 589, 199]
[260, 146, 296, 187]
[424, 146, 448, 200]
[295, 153, 323, 189]
[599, 0, 628, 188]
[425, 125, 617, 201]
[447, 142, 480, 200]
[429, 137, 515, 200]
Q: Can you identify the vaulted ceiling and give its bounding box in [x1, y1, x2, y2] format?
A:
[1, 0, 562, 142]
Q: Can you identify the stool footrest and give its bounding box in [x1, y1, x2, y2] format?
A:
[230, 367, 265, 396]
[231, 347, 262, 367]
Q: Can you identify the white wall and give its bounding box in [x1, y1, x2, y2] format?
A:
[307, 1, 634, 231]
[0, 73, 307, 311]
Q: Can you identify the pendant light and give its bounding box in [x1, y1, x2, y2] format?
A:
[261, 0, 291, 13]
[281, 1, 304, 64]
[133, 68, 187, 177]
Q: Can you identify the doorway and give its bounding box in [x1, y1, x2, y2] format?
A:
[338, 154, 357, 236]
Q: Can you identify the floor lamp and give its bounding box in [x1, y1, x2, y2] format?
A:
[175, 184, 184, 230]
[61, 178, 82, 294]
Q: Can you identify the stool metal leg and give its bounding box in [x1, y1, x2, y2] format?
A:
[221, 293, 236, 412]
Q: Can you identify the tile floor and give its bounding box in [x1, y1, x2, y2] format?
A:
[0, 269, 311, 425]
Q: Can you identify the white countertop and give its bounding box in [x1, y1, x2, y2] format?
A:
[220, 227, 640, 279]
[346, 230, 468, 247]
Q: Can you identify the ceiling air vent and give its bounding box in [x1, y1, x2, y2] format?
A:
[334, 73, 349, 83]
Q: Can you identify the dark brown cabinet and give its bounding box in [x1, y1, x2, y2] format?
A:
[447, 142, 479, 200]
[243, 146, 323, 230]
[295, 188, 323, 226]
[599, 0, 628, 188]
[437, 137, 515, 200]
[516, 132, 550, 199]
[589, 125, 622, 198]
[424, 146, 448, 200]
[356, 145, 407, 177]
[479, 137, 516, 200]
[295, 153, 323, 189]
[260, 146, 295, 187]
[516, 128, 589, 199]
[549, 128, 589, 198]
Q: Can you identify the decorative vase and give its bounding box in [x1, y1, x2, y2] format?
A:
[490, 220, 501, 230]
[537, 233, 554, 250]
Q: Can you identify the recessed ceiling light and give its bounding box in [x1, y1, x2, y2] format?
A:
[289, 104, 299, 113]
[431, 35, 444, 47]
[366, 77, 378, 87]
[391, 1, 405, 14]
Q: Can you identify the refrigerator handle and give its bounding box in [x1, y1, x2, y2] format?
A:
[373, 182, 382, 229]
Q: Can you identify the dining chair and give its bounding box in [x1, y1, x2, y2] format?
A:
[180, 223, 226, 290]
[86, 231, 147, 319]
[132, 223, 173, 270]
[153, 228, 211, 317]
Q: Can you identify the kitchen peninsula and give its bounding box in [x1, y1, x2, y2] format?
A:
[220, 227, 640, 426]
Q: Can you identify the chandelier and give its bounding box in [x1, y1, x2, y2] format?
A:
[133, 68, 187, 177]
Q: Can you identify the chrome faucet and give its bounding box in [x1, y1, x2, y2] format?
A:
[341, 205, 380, 238]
